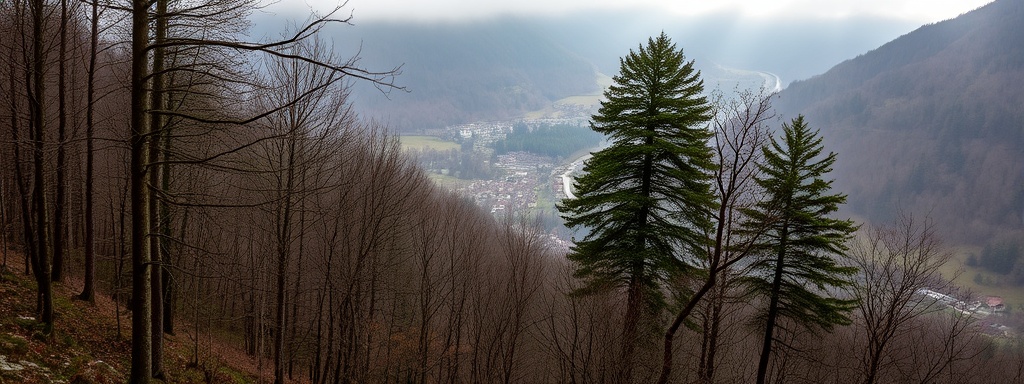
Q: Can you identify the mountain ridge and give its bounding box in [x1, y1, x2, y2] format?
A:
[279, 12, 924, 132]
[777, 0, 1024, 244]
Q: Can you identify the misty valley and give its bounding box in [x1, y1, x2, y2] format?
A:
[1, 0, 1024, 383]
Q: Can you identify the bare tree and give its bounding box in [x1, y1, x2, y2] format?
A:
[251, 38, 352, 383]
[1, 176, 7, 271]
[436, 196, 490, 383]
[124, 0, 400, 378]
[542, 259, 622, 384]
[847, 212, 965, 384]
[51, 0, 71, 283]
[493, 213, 547, 383]
[658, 88, 776, 384]
[0, 0, 38, 279]
[28, 0, 54, 334]
[902, 305, 982, 384]
[76, 0, 102, 303]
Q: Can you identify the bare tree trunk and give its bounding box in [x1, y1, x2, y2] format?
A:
[160, 171, 175, 335]
[7, 32, 37, 280]
[51, 0, 69, 283]
[657, 89, 773, 384]
[149, 0, 167, 375]
[756, 224, 788, 384]
[695, 274, 730, 383]
[619, 275, 642, 383]
[1, 178, 7, 271]
[130, 0, 153, 378]
[273, 128, 297, 384]
[114, 192, 128, 339]
[288, 172, 307, 379]
[77, 0, 99, 303]
[29, 0, 53, 334]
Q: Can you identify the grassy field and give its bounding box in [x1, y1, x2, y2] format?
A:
[524, 72, 611, 120]
[424, 172, 471, 190]
[847, 217, 1024, 311]
[400, 135, 460, 152]
[941, 245, 1024, 311]
[533, 183, 558, 213]
[555, 95, 603, 106]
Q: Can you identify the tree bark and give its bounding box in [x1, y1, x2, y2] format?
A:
[78, 0, 99, 303]
[619, 275, 642, 383]
[274, 126, 298, 384]
[149, 0, 167, 375]
[7, 32, 37, 281]
[756, 224, 788, 384]
[130, 0, 153, 378]
[160, 99, 175, 336]
[29, 0, 53, 333]
[52, 0, 69, 283]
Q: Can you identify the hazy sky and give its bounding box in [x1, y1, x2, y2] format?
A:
[299, 0, 993, 23]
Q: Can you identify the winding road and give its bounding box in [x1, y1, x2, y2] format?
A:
[759, 71, 782, 92]
[561, 153, 591, 199]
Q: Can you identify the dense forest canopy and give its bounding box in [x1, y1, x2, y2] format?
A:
[493, 122, 603, 158]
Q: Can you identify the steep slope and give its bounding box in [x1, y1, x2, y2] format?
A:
[776, 0, 1024, 243]
[0, 262, 265, 383]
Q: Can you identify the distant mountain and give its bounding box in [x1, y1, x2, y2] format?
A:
[776, 0, 1024, 243]
[283, 12, 920, 133]
[334, 20, 600, 132]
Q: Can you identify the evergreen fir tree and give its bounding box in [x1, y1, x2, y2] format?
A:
[742, 115, 858, 384]
[557, 32, 716, 382]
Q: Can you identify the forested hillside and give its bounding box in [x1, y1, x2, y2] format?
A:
[4, 0, 1024, 383]
[776, 0, 1024, 244]
[0, 0, 597, 381]
[307, 12, 919, 133]
[325, 20, 600, 131]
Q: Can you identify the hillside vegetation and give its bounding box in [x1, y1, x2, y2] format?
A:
[777, 0, 1024, 244]
[316, 12, 913, 133]
[0, 261, 264, 383]
[5, 0, 1024, 382]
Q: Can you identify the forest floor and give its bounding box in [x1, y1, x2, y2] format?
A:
[0, 253, 285, 383]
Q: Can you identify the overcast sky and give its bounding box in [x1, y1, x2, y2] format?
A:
[299, 0, 993, 23]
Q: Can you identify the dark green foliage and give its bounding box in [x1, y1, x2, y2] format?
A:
[745, 115, 857, 326]
[558, 31, 715, 312]
[455, 151, 495, 180]
[557, 31, 716, 380]
[743, 115, 857, 383]
[979, 240, 1024, 286]
[967, 240, 1024, 286]
[973, 272, 994, 286]
[965, 253, 978, 267]
[978, 241, 1021, 275]
[492, 122, 603, 158]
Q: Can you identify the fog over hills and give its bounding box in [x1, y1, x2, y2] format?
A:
[249, 10, 922, 131]
[776, 0, 1024, 243]
[330, 20, 600, 131]
[251, 4, 1022, 245]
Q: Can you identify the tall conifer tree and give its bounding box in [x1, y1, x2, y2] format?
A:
[558, 32, 715, 382]
[743, 115, 857, 384]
